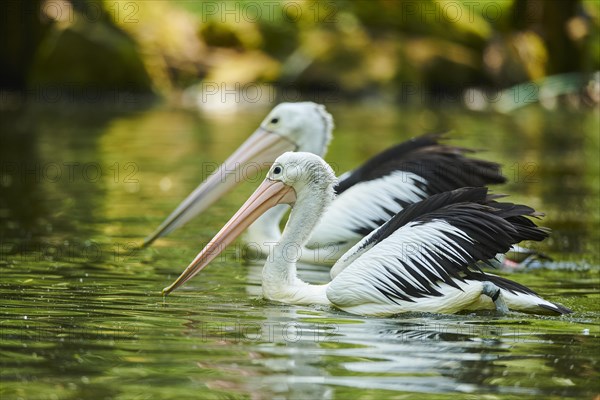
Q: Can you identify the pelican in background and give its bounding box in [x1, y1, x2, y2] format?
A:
[163, 152, 571, 316]
[144, 102, 507, 265]
[143, 102, 331, 247]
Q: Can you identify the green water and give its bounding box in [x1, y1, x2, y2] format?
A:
[1, 101, 599, 399]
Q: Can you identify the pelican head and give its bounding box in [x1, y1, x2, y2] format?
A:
[260, 102, 333, 156]
[143, 102, 333, 247]
[269, 152, 336, 196]
[162, 152, 337, 294]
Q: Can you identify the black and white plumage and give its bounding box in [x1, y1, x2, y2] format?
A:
[250, 133, 509, 264]
[328, 187, 566, 315]
[163, 153, 571, 317]
[310, 134, 505, 238]
[142, 102, 510, 268]
[334, 134, 505, 196]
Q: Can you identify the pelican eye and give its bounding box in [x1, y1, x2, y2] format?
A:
[273, 166, 282, 175]
[270, 117, 279, 124]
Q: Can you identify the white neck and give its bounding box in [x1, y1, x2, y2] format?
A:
[261, 185, 332, 305]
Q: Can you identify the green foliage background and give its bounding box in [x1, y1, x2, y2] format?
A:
[1, 0, 598, 99]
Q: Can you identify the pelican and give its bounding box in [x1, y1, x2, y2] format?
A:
[163, 152, 571, 316]
[144, 102, 506, 265]
[142, 102, 327, 247]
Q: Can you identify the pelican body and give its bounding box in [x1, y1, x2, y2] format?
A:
[163, 153, 570, 317]
[144, 103, 507, 266]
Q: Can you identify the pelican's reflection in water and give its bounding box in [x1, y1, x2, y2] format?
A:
[208, 261, 577, 397]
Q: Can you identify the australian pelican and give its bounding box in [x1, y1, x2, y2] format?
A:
[162, 152, 570, 316]
[144, 103, 507, 265]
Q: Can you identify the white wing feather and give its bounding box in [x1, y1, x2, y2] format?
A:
[307, 171, 428, 246]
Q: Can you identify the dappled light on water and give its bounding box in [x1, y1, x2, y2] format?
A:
[1, 103, 598, 399]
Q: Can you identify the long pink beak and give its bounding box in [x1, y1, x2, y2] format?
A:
[162, 179, 296, 295]
[143, 128, 296, 247]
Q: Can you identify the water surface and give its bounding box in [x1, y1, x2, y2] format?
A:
[1, 101, 598, 399]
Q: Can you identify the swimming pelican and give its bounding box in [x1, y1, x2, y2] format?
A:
[144, 102, 506, 265]
[163, 152, 570, 316]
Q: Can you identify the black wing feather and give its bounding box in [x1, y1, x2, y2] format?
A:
[358, 187, 548, 255]
[331, 188, 571, 314]
[335, 133, 506, 195]
[359, 187, 490, 251]
[344, 188, 569, 314]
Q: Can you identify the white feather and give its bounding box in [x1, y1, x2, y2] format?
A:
[308, 171, 429, 246]
[327, 221, 474, 312]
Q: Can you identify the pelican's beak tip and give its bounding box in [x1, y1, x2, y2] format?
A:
[141, 236, 154, 249]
